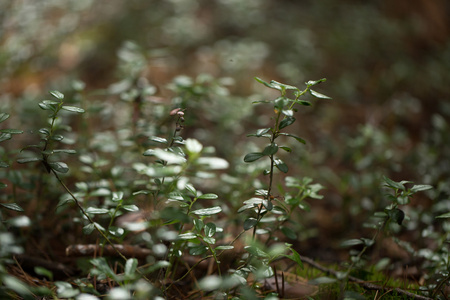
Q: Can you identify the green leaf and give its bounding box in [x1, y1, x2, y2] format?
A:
[50, 90, 64, 100]
[151, 149, 186, 164]
[189, 245, 208, 255]
[279, 116, 296, 129]
[34, 267, 53, 281]
[0, 182, 7, 189]
[274, 159, 288, 173]
[61, 106, 85, 113]
[112, 191, 124, 201]
[86, 207, 109, 214]
[283, 248, 303, 268]
[383, 176, 405, 190]
[279, 133, 306, 144]
[281, 226, 297, 239]
[244, 218, 258, 230]
[310, 89, 332, 99]
[54, 281, 79, 298]
[124, 258, 138, 277]
[256, 128, 271, 137]
[255, 77, 278, 90]
[244, 152, 264, 162]
[215, 245, 234, 250]
[411, 184, 433, 193]
[271, 80, 298, 90]
[49, 162, 69, 173]
[0, 133, 12, 142]
[185, 138, 203, 154]
[0, 161, 9, 168]
[387, 208, 405, 225]
[436, 212, 450, 219]
[150, 136, 168, 144]
[204, 223, 216, 237]
[0, 113, 9, 123]
[53, 149, 77, 154]
[17, 157, 42, 164]
[306, 78, 326, 87]
[178, 232, 198, 240]
[340, 239, 364, 248]
[262, 143, 278, 156]
[192, 206, 222, 216]
[83, 223, 96, 235]
[203, 236, 216, 244]
[308, 276, 337, 285]
[194, 219, 204, 232]
[245, 246, 269, 258]
[0, 129, 23, 134]
[280, 146, 292, 152]
[1, 203, 24, 212]
[122, 204, 139, 212]
[198, 193, 219, 200]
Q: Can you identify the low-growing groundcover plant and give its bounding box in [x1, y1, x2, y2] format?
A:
[0, 75, 447, 300]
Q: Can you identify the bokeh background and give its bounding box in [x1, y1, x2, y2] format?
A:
[2, 0, 450, 260]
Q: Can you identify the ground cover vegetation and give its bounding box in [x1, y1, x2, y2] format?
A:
[1, 0, 450, 299]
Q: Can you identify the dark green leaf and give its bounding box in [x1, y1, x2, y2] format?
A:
[244, 218, 258, 230]
[279, 117, 296, 129]
[274, 159, 288, 173]
[281, 226, 297, 239]
[244, 152, 264, 162]
[0, 161, 9, 168]
[387, 208, 405, 225]
[1, 203, 24, 212]
[262, 143, 278, 156]
[0, 182, 7, 189]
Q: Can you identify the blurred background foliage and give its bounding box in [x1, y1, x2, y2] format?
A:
[1, 0, 450, 257]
